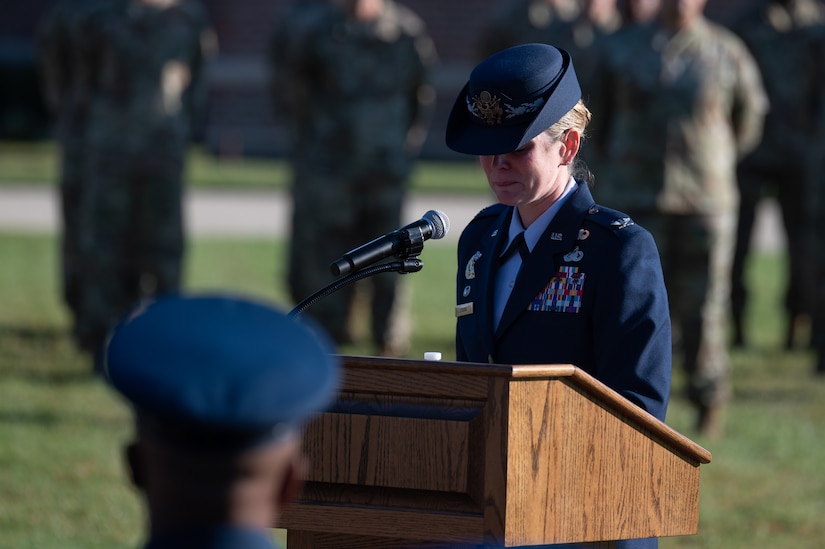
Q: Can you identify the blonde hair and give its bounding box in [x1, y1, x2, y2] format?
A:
[544, 99, 593, 183]
[545, 99, 592, 141]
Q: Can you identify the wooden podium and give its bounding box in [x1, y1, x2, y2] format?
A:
[279, 356, 712, 548]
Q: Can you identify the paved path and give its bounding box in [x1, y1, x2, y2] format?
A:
[0, 186, 490, 242]
[0, 185, 786, 251]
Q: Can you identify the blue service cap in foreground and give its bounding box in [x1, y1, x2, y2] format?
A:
[102, 293, 340, 451]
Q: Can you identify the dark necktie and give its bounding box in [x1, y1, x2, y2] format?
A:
[499, 232, 529, 264]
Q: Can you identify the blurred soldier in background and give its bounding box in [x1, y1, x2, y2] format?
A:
[543, 0, 624, 176]
[619, 0, 662, 25]
[274, 0, 437, 357]
[729, 0, 825, 349]
[809, 21, 825, 376]
[478, 0, 621, 177]
[591, 0, 768, 436]
[38, 0, 216, 357]
[267, 0, 329, 152]
[549, 0, 622, 94]
[476, 0, 580, 60]
[38, 0, 119, 354]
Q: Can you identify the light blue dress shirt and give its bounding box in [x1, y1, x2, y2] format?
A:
[493, 177, 578, 330]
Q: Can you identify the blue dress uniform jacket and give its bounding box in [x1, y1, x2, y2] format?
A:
[456, 182, 672, 422]
[144, 525, 278, 549]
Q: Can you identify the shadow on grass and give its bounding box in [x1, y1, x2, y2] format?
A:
[0, 408, 129, 431]
[730, 345, 821, 402]
[0, 323, 96, 383]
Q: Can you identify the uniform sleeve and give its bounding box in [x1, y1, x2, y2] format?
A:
[455, 229, 473, 363]
[36, 3, 69, 115]
[184, 5, 218, 130]
[591, 227, 672, 421]
[729, 33, 769, 159]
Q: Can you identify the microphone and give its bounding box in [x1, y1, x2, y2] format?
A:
[330, 210, 450, 276]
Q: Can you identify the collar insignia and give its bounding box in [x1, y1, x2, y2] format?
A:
[611, 217, 634, 229]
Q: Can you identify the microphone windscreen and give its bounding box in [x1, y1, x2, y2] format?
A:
[424, 209, 449, 239]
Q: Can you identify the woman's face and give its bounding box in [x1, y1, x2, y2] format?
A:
[479, 130, 576, 227]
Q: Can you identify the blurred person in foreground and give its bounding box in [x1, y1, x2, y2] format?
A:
[448, 46, 671, 549]
[590, 0, 768, 437]
[38, 0, 216, 357]
[729, 0, 825, 349]
[102, 293, 340, 549]
[275, 0, 437, 357]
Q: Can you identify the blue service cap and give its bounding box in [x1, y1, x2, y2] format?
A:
[102, 293, 340, 452]
[446, 43, 581, 156]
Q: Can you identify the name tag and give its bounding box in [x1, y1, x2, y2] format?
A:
[456, 302, 474, 317]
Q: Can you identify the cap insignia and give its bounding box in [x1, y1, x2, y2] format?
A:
[467, 91, 546, 126]
[468, 91, 503, 125]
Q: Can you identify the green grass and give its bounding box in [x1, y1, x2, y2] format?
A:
[0, 233, 458, 548]
[1, 234, 824, 547]
[0, 140, 485, 194]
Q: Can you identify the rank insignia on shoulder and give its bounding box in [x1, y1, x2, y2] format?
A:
[611, 217, 634, 229]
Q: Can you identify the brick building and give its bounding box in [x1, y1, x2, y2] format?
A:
[3, 0, 752, 158]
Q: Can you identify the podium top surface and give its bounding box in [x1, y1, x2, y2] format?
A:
[337, 355, 712, 465]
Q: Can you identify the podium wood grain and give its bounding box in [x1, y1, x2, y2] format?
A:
[280, 356, 711, 548]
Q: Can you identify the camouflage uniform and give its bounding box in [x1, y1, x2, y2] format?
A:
[810, 22, 825, 375]
[730, 0, 825, 349]
[476, 0, 580, 60]
[542, 2, 622, 100]
[478, 1, 620, 177]
[66, 0, 214, 353]
[277, 1, 437, 355]
[267, 0, 329, 151]
[590, 15, 768, 429]
[538, 1, 624, 176]
[37, 0, 118, 345]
